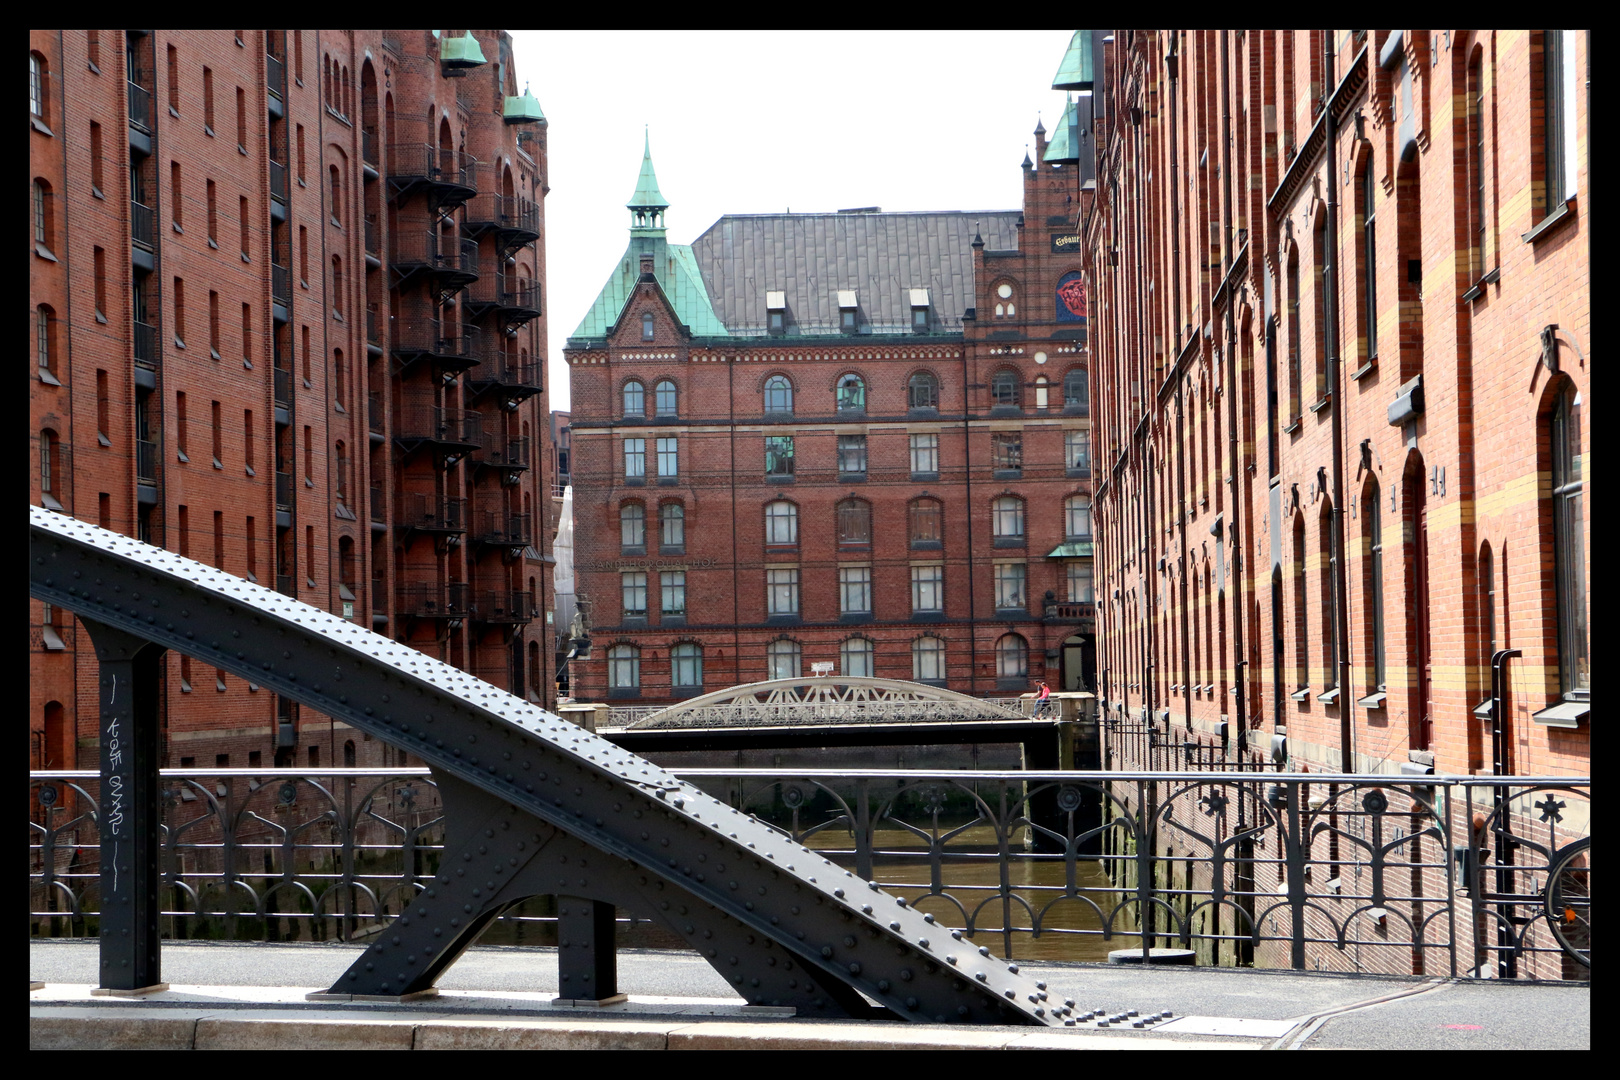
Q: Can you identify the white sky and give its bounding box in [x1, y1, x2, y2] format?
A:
[506, 30, 1079, 411]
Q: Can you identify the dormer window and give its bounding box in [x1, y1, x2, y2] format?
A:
[909, 288, 930, 332]
[837, 290, 857, 333]
[766, 290, 785, 334]
[641, 312, 654, 340]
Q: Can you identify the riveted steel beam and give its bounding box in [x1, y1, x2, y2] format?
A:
[29, 508, 1069, 1026]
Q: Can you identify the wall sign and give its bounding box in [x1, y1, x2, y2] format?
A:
[1050, 233, 1082, 253]
[1056, 271, 1087, 324]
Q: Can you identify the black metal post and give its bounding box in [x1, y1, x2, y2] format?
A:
[82, 618, 167, 995]
[555, 896, 623, 1004]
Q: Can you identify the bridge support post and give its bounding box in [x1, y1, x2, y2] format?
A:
[554, 897, 624, 1005]
[81, 619, 167, 996]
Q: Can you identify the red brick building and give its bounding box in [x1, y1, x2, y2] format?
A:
[1082, 31, 1588, 784]
[30, 29, 554, 773]
[563, 112, 1096, 706]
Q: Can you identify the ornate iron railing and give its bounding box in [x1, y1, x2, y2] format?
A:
[27, 767, 1588, 980]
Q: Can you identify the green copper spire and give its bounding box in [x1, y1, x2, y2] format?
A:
[440, 30, 487, 69]
[1044, 100, 1082, 163]
[628, 129, 670, 211]
[1052, 30, 1094, 90]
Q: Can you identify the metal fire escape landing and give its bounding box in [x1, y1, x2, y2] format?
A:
[27, 508, 1067, 1026]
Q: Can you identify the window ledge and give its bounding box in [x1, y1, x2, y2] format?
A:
[658, 546, 685, 557]
[992, 537, 1026, 549]
[1283, 418, 1302, 435]
[31, 117, 53, 137]
[913, 611, 945, 621]
[1309, 394, 1332, 415]
[1317, 686, 1340, 704]
[839, 613, 874, 623]
[1289, 687, 1311, 702]
[910, 540, 943, 552]
[1532, 699, 1588, 728]
[1522, 198, 1576, 245]
[1350, 359, 1377, 381]
[177, 450, 189, 463]
[766, 475, 795, 484]
[622, 477, 645, 487]
[38, 369, 61, 387]
[656, 476, 680, 486]
[35, 244, 57, 262]
[911, 472, 939, 483]
[98, 434, 111, 447]
[838, 473, 868, 483]
[993, 469, 1023, 481]
[620, 546, 646, 558]
[92, 186, 104, 200]
[1358, 691, 1387, 709]
[41, 494, 63, 511]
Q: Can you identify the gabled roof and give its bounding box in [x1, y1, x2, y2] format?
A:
[568, 243, 729, 342]
[686, 210, 1022, 335]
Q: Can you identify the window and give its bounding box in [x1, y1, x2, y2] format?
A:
[995, 563, 1026, 611]
[329, 165, 342, 226]
[39, 430, 59, 509]
[836, 374, 865, 412]
[837, 434, 867, 477]
[36, 305, 56, 381]
[1467, 53, 1485, 279]
[241, 302, 253, 362]
[912, 305, 928, 331]
[656, 436, 678, 478]
[654, 379, 677, 416]
[909, 498, 943, 546]
[839, 567, 872, 616]
[768, 309, 784, 333]
[621, 572, 647, 618]
[765, 500, 798, 545]
[765, 435, 794, 478]
[991, 371, 1020, 408]
[992, 432, 1023, 473]
[1293, 515, 1309, 692]
[992, 496, 1025, 542]
[840, 307, 856, 333]
[608, 644, 640, 692]
[1477, 541, 1494, 705]
[1067, 562, 1093, 603]
[767, 639, 801, 680]
[1286, 247, 1301, 421]
[661, 571, 686, 617]
[671, 642, 702, 688]
[619, 502, 645, 551]
[621, 380, 644, 416]
[1065, 429, 1091, 473]
[203, 66, 214, 131]
[766, 568, 800, 616]
[841, 636, 874, 677]
[624, 437, 645, 479]
[911, 565, 943, 614]
[206, 179, 217, 245]
[995, 634, 1028, 680]
[908, 372, 938, 410]
[1542, 31, 1578, 213]
[641, 312, 654, 340]
[212, 401, 223, 467]
[659, 502, 685, 550]
[30, 52, 47, 122]
[94, 248, 107, 321]
[175, 391, 188, 458]
[33, 179, 53, 252]
[170, 161, 183, 230]
[913, 635, 945, 681]
[764, 375, 793, 414]
[90, 122, 103, 194]
[172, 276, 186, 345]
[240, 195, 250, 258]
[1550, 383, 1587, 697]
[836, 498, 871, 546]
[165, 43, 178, 113]
[910, 433, 939, 475]
[1060, 495, 1092, 540]
[1063, 369, 1089, 413]
[1362, 167, 1378, 358]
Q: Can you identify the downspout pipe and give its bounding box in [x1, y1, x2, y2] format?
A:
[1168, 34, 1182, 349]
[1322, 31, 1354, 773]
[1220, 29, 1248, 760]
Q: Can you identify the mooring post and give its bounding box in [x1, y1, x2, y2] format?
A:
[81, 618, 167, 996]
[554, 896, 624, 1005]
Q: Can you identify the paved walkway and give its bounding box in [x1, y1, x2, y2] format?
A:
[29, 940, 1589, 1050]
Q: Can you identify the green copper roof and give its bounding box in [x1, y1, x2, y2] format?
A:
[1045, 540, 1094, 558]
[1052, 30, 1094, 90]
[440, 30, 487, 68]
[503, 83, 545, 124]
[1044, 101, 1082, 163]
[627, 131, 669, 209]
[569, 243, 729, 341]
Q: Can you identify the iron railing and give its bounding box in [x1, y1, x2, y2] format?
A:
[273, 367, 292, 409]
[127, 79, 152, 131]
[369, 482, 385, 523]
[266, 52, 285, 102]
[269, 158, 287, 204]
[131, 201, 155, 249]
[473, 591, 535, 624]
[386, 144, 478, 194]
[469, 357, 543, 396]
[363, 213, 379, 257]
[367, 391, 384, 435]
[1044, 601, 1095, 621]
[271, 262, 291, 306]
[274, 471, 292, 510]
[471, 510, 531, 547]
[395, 406, 481, 447]
[27, 766, 1589, 980]
[397, 492, 466, 532]
[132, 320, 159, 368]
[135, 439, 158, 483]
[361, 128, 378, 168]
[275, 574, 295, 597]
[474, 433, 531, 471]
[390, 318, 476, 365]
[366, 303, 382, 346]
[395, 581, 471, 618]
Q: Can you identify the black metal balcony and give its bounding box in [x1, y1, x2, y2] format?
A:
[390, 317, 479, 375]
[473, 590, 535, 624]
[472, 510, 532, 548]
[361, 128, 379, 170]
[467, 356, 543, 405]
[271, 262, 291, 306]
[364, 213, 380, 258]
[136, 439, 158, 483]
[396, 581, 471, 619]
[266, 53, 286, 104]
[464, 193, 540, 245]
[276, 574, 296, 597]
[133, 320, 159, 369]
[398, 492, 467, 533]
[366, 302, 383, 348]
[127, 79, 152, 132]
[269, 158, 288, 205]
[472, 432, 531, 472]
[273, 367, 292, 409]
[275, 471, 293, 510]
[389, 229, 478, 291]
[368, 391, 384, 436]
[131, 201, 154, 250]
[371, 572, 387, 613]
[386, 143, 478, 208]
[369, 482, 385, 523]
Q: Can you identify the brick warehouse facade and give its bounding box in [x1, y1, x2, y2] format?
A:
[30, 30, 554, 774]
[563, 114, 1097, 706]
[1082, 32, 1588, 784]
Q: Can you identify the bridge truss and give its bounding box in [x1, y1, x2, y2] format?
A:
[27, 508, 1069, 1025]
[623, 677, 1031, 731]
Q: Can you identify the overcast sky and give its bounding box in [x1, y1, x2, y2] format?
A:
[506, 30, 1079, 411]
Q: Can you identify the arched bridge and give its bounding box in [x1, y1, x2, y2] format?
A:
[28, 508, 1070, 1025]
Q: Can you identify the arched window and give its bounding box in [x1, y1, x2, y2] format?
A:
[619, 502, 645, 551]
[1064, 496, 1091, 540]
[1550, 382, 1587, 700]
[913, 635, 946, 682]
[990, 370, 1020, 408]
[767, 639, 801, 680]
[33, 178, 53, 250]
[641, 312, 654, 340]
[622, 380, 644, 417]
[836, 498, 871, 547]
[36, 304, 56, 380]
[1363, 477, 1386, 695]
[995, 634, 1028, 682]
[764, 375, 793, 414]
[659, 502, 684, 550]
[991, 496, 1025, 541]
[672, 642, 703, 689]
[765, 499, 797, 546]
[908, 497, 943, 546]
[1477, 541, 1494, 709]
[1286, 245, 1302, 421]
[608, 644, 640, 691]
[840, 636, 874, 678]
[30, 51, 48, 123]
[908, 372, 938, 410]
[1362, 163, 1378, 361]
[1063, 368, 1089, 414]
[836, 373, 865, 412]
[1034, 375, 1049, 410]
[654, 379, 677, 416]
[39, 429, 60, 509]
[1292, 514, 1308, 692]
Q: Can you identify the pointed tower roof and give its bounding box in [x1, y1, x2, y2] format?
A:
[627, 129, 669, 210]
[1044, 100, 1082, 163]
[1052, 30, 1095, 90]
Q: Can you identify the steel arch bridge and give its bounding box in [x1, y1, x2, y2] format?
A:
[623, 677, 1031, 731]
[27, 508, 1069, 1025]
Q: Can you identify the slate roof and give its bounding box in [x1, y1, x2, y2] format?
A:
[686, 210, 1022, 337]
[569, 243, 730, 342]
